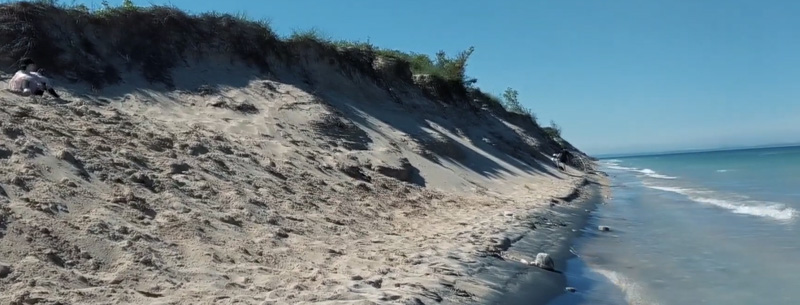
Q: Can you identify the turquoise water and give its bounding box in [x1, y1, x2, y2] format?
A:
[551, 146, 800, 305]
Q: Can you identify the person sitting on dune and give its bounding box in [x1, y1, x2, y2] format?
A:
[552, 149, 573, 171]
[558, 149, 573, 169]
[7, 58, 60, 98]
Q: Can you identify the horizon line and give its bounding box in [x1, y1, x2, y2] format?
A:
[594, 142, 800, 159]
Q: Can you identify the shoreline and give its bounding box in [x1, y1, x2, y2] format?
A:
[423, 171, 611, 304]
[489, 172, 610, 305]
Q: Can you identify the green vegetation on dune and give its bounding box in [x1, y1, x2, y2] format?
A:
[18, 0, 564, 142]
[543, 121, 564, 144]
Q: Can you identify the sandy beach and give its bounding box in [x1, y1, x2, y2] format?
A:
[0, 63, 606, 304]
[0, 3, 607, 304]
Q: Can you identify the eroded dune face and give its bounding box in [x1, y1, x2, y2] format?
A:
[0, 3, 591, 305]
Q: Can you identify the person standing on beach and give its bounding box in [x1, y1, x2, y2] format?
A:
[7, 58, 60, 98]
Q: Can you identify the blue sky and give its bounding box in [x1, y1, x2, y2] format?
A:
[78, 0, 800, 155]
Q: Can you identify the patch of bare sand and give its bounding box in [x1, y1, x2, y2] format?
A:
[0, 63, 592, 305]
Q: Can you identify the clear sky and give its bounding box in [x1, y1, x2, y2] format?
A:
[77, 0, 800, 155]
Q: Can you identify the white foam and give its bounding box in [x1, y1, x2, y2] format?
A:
[644, 185, 693, 196]
[716, 169, 730, 173]
[692, 197, 796, 221]
[602, 163, 678, 180]
[638, 168, 678, 180]
[644, 184, 797, 221]
[593, 268, 660, 305]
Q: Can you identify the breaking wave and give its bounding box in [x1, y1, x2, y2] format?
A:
[637, 168, 678, 180]
[604, 164, 678, 180]
[644, 183, 796, 221]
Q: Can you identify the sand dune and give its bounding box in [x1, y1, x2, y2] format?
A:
[0, 3, 601, 305]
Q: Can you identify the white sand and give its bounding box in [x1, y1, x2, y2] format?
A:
[0, 60, 600, 304]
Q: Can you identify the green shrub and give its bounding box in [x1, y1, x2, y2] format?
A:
[287, 27, 331, 44]
[121, 0, 135, 10]
[500, 87, 537, 123]
[543, 120, 563, 142]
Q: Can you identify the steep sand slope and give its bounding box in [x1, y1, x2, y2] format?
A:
[0, 61, 589, 305]
[0, 4, 597, 305]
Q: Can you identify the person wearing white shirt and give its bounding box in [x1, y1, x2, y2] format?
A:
[7, 58, 60, 98]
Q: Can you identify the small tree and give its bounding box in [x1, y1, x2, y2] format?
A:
[502, 87, 524, 113]
[121, 0, 136, 10]
[502, 87, 517, 106]
[433, 46, 476, 86]
[501, 87, 538, 123]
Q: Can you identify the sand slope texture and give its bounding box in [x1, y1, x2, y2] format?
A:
[0, 3, 599, 305]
